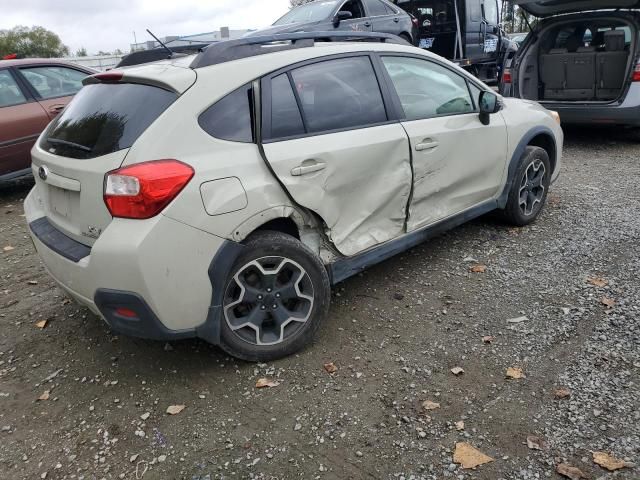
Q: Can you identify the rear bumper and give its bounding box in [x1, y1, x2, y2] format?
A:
[552, 103, 640, 127]
[24, 186, 231, 339]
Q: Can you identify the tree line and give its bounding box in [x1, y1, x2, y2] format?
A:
[0, 25, 124, 58]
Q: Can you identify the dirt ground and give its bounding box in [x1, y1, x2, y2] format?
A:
[0, 127, 638, 480]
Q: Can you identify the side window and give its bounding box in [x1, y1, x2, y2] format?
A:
[364, 0, 389, 16]
[482, 0, 499, 25]
[199, 84, 253, 143]
[340, 0, 365, 19]
[382, 56, 474, 119]
[270, 74, 305, 139]
[468, 83, 483, 110]
[20, 66, 87, 99]
[0, 70, 27, 107]
[290, 56, 387, 134]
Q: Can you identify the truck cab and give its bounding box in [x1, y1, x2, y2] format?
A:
[394, 0, 513, 83]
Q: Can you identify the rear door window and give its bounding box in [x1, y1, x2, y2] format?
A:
[364, 0, 390, 16]
[270, 74, 305, 139]
[0, 70, 27, 107]
[289, 56, 387, 134]
[40, 83, 176, 159]
[20, 66, 88, 99]
[199, 84, 254, 143]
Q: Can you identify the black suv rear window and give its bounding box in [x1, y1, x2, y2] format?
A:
[40, 83, 176, 159]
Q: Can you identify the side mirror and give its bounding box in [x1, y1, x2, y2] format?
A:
[479, 91, 502, 125]
[333, 10, 353, 27]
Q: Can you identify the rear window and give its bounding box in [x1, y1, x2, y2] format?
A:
[40, 83, 176, 159]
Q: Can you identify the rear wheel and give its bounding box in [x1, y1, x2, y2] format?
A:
[500, 146, 551, 226]
[219, 231, 330, 362]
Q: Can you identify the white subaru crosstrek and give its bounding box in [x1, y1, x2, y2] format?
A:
[25, 32, 563, 361]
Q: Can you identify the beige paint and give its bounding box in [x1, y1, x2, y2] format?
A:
[200, 177, 248, 216]
[24, 41, 564, 334]
[402, 112, 508, 231]
[262, 124, 412, 256]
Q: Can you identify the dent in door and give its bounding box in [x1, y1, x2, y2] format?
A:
[262, 125, 412, 257]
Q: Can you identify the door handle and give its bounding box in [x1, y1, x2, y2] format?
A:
[49, 104, 65, 114]
[291, 161, 326, 176]
[415, 141, 439, 152]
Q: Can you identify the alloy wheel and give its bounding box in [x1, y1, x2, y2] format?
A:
[223, 256, 314, 346]
[518, 159, 546, 216]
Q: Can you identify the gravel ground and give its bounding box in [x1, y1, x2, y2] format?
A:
[0, 127, 638, 480]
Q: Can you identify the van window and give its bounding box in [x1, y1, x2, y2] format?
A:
[41, 83, 176, 159]
[289, 56, 387, 134]
[199, 84, 254, 143]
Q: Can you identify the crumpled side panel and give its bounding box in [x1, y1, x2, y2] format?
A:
[262, 124, 412, 257]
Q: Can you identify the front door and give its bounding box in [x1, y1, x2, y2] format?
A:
[379, 55, 507, 230]
[261, 55, 412, 257]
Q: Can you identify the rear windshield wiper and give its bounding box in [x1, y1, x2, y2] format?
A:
[46, 138, 92, 153]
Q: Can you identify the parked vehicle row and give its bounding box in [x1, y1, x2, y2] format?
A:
[24, 32, 562, 361]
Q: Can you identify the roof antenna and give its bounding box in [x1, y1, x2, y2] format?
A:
[146, 29, 174, 58]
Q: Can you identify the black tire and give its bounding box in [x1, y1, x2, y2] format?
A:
[219, 231, 331, 362]
[500, 146, 551, 226]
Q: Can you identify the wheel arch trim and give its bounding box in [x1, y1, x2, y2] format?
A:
[498, 126, 557, 209]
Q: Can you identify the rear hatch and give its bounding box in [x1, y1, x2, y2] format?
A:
[31, 63, 195, 247]
[512, 0, 640, 17]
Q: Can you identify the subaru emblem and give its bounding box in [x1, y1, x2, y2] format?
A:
[38, 166, 49, 181]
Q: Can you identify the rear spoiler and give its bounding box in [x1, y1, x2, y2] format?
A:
[83, 64, 197, 94]
[116, 43, 212, 68]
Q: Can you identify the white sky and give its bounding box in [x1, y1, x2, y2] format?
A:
[0, 0, 291, 54]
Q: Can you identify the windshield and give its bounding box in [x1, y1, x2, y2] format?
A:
[273, 1, 338, 25]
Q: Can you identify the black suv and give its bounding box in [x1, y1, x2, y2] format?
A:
[248, 0, 418, 45]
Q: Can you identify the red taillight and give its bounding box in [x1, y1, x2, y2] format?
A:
[502, 69, 512, 84]
[104, 160, 194, 219]
[93, 71, 124, 83]
[3, 53, 18, 60]
[115, 307, 138, 318]
[633, 63, 640, 82]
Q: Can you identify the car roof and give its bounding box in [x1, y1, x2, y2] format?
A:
[0, 58, 95, 71]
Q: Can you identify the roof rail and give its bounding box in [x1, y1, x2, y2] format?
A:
[116, 43, 212, 68]
[190, 32, 408, 69]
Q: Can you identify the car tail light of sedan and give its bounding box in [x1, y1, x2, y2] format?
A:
[104, 160, 194, 219]
[633, 62, 640, 82]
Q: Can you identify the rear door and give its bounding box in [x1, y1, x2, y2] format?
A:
[17, 65, 89, 119]
[261, 55, 412, 257]
[379, 54, 507, 230]
[0, 68, 49, 177]
[334, 0, 374, 32]
[364, 0, 400, 34]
